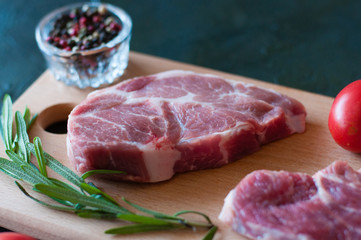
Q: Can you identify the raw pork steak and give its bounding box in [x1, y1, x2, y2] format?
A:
[219, 161, 361, 240]
[67, 70, 306, 182]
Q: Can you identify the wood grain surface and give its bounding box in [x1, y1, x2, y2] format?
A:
[0, 52, 360, 240]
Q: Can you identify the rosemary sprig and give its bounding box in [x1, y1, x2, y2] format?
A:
[1, 94, 12, 150]
[0, 94, 217, 239]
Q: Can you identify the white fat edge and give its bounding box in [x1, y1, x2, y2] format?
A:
[66, 134, 74, 164]
[152, 69, 197, 79]
[285, 112, 306, 133]
[73, 136, 181, 183]
[218, 189, 236, 224]
[140, 142, 181, 182]
[313, 171, 339, 205]
[66, 131, 87, 172]
[254, 108, 282, 144]
[150, 69, 258, 84]
[66, 137, 88, 173]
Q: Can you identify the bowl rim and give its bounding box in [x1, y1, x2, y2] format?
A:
[35, 1, 132, 57]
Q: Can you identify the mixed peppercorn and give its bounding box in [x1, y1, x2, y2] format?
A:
[46, 4, 122, 51]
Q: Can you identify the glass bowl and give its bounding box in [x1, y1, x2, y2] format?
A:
[36, 2, 132, 88]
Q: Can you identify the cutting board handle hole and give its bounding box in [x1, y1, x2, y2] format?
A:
[37, 103, 76, 135]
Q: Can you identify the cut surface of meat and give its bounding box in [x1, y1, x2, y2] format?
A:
[67, 70, 306, 182]
[218, 161, 361, 240]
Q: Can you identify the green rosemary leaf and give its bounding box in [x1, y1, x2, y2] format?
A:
[0, 119, 3, 148]
[27, 143, 84, 187]
[47, 178, 85, 208]
[28, 113, 38, 130]
[22, 107, 37, 131]
[0, 162, 21, 180]
[1, 94, 13, 151]
[22, 106, 31, 129]
[122, 198, 214, 229]
[44, 151, 84, 187]
[33, 137, 48, 177]
[15, 111, 30, 163]
[32, 177, 79, 207]
[122, 197, 176, 220]
[21, 165, 52, 185]
[105, 223, 184, 235]
[81, 169, 126, 180]
[49, 178, 83, 194]
[10, 152, 52, 185]
[6, 150, 26, 165]
[77, 210, 117, 219]
[6, 150, 46, 182]
[0, 157, 49, 185]
[15, 181, 76, 212]
[202, 226, 218, 240]
[174, 210, 213, 225]
[116, 214, 173, 225]
[80, 182, 123, 208]
[34, 184, 127, 214]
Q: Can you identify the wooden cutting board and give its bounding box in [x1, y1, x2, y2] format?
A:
[1, 52, 360, 240]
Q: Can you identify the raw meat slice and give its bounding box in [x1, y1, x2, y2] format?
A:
[67, 70, 306, 182]
[218, 161, 361, 240]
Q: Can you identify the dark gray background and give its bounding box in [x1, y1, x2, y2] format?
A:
[2, 0, 361, 102]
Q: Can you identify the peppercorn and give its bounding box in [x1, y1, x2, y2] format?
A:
[98, 5, 107, 15]
[46, 4, 122, 51]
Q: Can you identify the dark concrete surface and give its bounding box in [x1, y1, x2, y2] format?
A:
[2, 0, 361, 101]
[1, 0, 361, 234]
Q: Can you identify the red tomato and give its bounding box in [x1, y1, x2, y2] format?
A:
[328, 79, 361, 152]
[0, 232, 36, 240]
